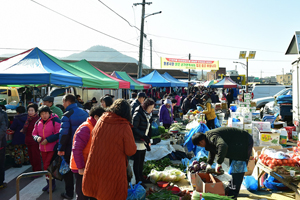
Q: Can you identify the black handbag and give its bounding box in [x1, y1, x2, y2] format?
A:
[47, 156, 63, 181]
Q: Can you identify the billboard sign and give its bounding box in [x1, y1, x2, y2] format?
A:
[160, 57, 219, 70]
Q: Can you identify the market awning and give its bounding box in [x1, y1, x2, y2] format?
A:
[66, 60, 130, 89]
[137, 70, 173, 87]
[0, 47, 83, 86]
[111, 71, 146, 90]
[161, 72, 188, 87]
[210, 77, 242, 88]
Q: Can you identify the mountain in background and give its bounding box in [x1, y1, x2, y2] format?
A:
[62, 45, 149, 68]
[0, 45, 150, 68]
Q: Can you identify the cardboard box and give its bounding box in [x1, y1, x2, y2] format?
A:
[252, 146, 283, 161]
[245, 159, 256, 175]
[221, 102, 227, 109]
[187, 171, 196, 187]
[195, 173, 225, 195]
[232, 122, 243, 129]
[259, 131, 280, 146]
[250, 101, 257, 107]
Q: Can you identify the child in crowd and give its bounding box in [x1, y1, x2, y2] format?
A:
[32, 106, 61, 193]
[9, 106, 29, 167]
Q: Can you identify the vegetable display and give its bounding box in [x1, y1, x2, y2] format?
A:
[259, 154, 297, 169]
[148, 166, 186, 183]
[202, 193, 233, 200]
[146, 189, 179, 200]
[143, 158, 186, 176]
[187, 157, 208, 173]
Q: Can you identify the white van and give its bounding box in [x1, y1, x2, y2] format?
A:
[251, 84, 289, 100]
[0, 87, 20, 105]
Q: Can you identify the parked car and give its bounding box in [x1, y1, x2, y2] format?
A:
[251, 84, 289, 99]
[252, 88, 292, 109]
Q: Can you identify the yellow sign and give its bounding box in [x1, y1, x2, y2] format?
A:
[261, 134, 272, 142]
[248, 51, 256, 59]
[160, 57, 219, 70]
[239, 51, 247, 59]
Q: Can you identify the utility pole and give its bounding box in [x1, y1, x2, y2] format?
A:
[282, 68, 284, 84]
[246, 57, 248, 93]
[150, 39, 152, 69]
[134, 0, 152, 78]
[260, 70, 263, 79]
[202, 70, 204, 80]
[188, 53, 191, 82]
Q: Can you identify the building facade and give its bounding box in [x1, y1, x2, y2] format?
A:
[276, 73, 292, 85]
[206, 67, 226, 80]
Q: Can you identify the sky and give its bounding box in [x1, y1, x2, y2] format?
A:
[0, 0, 300, 78]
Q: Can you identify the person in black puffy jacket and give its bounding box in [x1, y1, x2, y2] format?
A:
[132, 98, 155, 189]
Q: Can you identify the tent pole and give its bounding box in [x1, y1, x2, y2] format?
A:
[33, 85, 35, 103]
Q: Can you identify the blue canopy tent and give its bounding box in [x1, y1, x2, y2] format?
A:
[162, 72, 188, 87]
[0, 47, 83, 86]
[138, 70, 174, 87]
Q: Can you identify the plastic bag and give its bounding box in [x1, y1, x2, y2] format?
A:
[230, 105, 237, 112]
[59, 157, 70, 175]
[263, 174, 289, 191]
[47, 156, 63, 181]
[126, 182, 146, 200]
[184, 123, 209, 152]
[228, 160, 248, 175]
[242, 176, 258, 191]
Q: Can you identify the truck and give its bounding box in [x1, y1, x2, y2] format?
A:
[0, 87, 20, 105]
[286, 31, 300, 131]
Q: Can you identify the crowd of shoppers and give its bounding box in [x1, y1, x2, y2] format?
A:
[0, 87, 235, 199]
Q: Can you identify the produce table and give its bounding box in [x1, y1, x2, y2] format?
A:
[256, 160, 300, 199]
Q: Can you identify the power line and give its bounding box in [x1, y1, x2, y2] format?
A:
[0, 47, 138, 53]
[30, 0, 140, 48]
[147, 33, 285, 54]
[97, 0, 140, 31]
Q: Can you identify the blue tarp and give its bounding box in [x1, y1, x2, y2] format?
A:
[184, 123, 210, 153]
[0, 47, 83, 86]
[161, 72, 188, 87]
[138, 70, 174, 87]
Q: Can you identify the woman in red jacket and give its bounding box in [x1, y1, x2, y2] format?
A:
[83, 99, 137, 200]
[22, 104, 41, 173]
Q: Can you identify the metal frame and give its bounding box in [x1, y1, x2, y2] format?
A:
[256, 160, 300, 200]
[16, 171, 53, 200]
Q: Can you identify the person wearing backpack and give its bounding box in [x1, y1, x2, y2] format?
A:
[32, 106, 61, 193]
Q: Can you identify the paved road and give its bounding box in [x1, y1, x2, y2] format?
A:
[0, 164, 77, 200]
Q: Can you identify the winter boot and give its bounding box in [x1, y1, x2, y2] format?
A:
[42, 180, 49, 192]
[47, 179, 56, 193]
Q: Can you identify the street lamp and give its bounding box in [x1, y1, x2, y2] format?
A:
[234, 51, 256, 93]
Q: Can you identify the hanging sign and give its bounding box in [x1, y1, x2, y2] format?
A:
[160, 57, 219, 70]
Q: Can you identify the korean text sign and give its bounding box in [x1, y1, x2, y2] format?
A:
[160, 57, 219, 70]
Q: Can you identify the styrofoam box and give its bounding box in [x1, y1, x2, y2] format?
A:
[243, 112, 252, 123]
[244, 93, 251, 99]
[231, 112, 242, 119]
[240, 102, 250, 108]
[244, 99, 251, 104]
[252, 121, 271, 132]
[250, 107, 256, 113]
[244, 124, 252, 135]
[232, 122, 243, 129]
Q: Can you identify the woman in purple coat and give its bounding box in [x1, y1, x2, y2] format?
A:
[9, 106, 29, 167]
[158, 99, 173, 129]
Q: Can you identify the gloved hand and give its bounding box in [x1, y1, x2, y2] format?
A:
[143, 136, 150, 144]
[205, 164, 212, 172]
[215, 164, 223, 173]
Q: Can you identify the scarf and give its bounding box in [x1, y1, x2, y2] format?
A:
[166, 105, 172, 118]
[23, 113, 38, 134]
